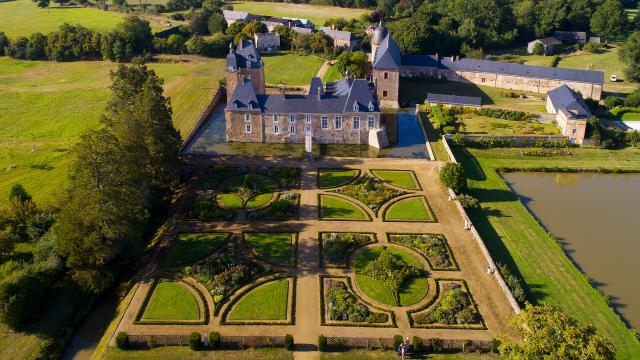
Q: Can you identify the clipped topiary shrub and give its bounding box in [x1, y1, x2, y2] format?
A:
[439, 163, 466, 194]
[412, 336, 424, 353]
[318, 335, 327, 352]
[284, 334, 294, 351]
[189, 332, 202, 351]
[209, 331, 221, 350]
[116, 331, 129, 350]
[430, 337, 443, 352]
[393, 335, 403, 349]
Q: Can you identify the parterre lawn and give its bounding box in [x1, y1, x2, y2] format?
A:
[165, 233, 227, 266]
[354, 247, 426, 307]
[459, 115, 560, 136]
[228, 1, 369, 29]
[320, 195, 369, 220]
[246, 192, 273, 209]
[217, 193, 244, 210]
[0, 56, 224, 206]
[142, 281, 200, 320]
[245, 233, 294, 266]
[318, 169, 359, 188]
[384, 197, 433, 222]
[456, 146, 640, 359]
[262, 52, 324, 86]
[372, 170, 419, 189]
[227, 279, 289, 320]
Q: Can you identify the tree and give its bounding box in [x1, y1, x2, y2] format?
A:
[439, 163, 467, 194]
[166, 34, 185, 54]
[242, 21, 268, 38]
[499, 304, 615, 360]
[590, 0, 627, 42]
[620, 31, 640, 82]
[207, 12, 226, 34]
[334, 51, 369, 78]
[531, 42, 545, 55]
[225, 21, 244, 39]
[189, 10, 212, 35]
[32, 0, 50, 8]
[0, 32, 8, 56]
[119, 16, 153, 55]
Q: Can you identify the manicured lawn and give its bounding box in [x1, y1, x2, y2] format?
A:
[0, 56, 224, 206]
[402, 79, 547, 112]
[142, 281, 200, 320]
[227, 279, 289, 320]
[322, 64, 343, 82]
[246, 192, 273, 209]
[454, 146, 640, 359]
[384, 196, 433, 222]
[320, 350, 498, 359]
[228, 1, 369, 29]
[104, 347, 294, 360]
[371, 170, 419, 189]
[318, 169, 359, 188]
[419, 111, 450, 161]
[459, 115, 560, 136]
[320, 195, 369, 220]
[217, 193, 244, 210]
[619, 112, 640, 121]
[354, 247, 426, 307]
[262, 52, 324, 86]
[245, 233, 295, 266]
[165, 233, 227, 266]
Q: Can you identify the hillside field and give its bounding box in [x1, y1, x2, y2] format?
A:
[0, 56, 224, 206]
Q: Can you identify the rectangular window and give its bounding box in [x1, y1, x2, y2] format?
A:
[306, 114, 312, 123]
[481, 78, 486, 83]
[572, 128, 577, 134]
[245, 123, 251, 133]
[321, 116, 329, 129]
[383, 90, 388, 98]
[353, 116, 360, 130]
[274, 125, 279, 134]
[289, 114, 295, 123]
[273, 114, 279, 123]
[244, 113, 251, 122]
[290, 125, 296, 134]
[334, 116, 343, 130]
[384, 72, 388, 79]
[367, 116, 375, 129]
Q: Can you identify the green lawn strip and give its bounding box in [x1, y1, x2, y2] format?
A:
[245, 233, 294, 266]
[217, 193, 244, 210]
[320, 350, 498, 360]
[384, 197, 433, 222]
[227, 279, 289, 321]
[246, 192, 273, 209]
[104, 347, 294, 360]
[165, 233, 227, 266]
[456, 146, 640, 359]
[419, 111, 450, 161]
[619, 112, 640, 121]
[354, 247, 426, 307]
[459, 115, 560, 136]
[319, 169, 360, 188]
[322, 64, 343, 82]
[320, 195, 369, 220]
[142, 281, 200, 320]
[371, 170, 419, 189]
[262, 52, 324, 86]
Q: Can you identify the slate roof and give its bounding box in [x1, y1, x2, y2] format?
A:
[227, 77, 378, 114]
[372, 33, 401, 70]
[319, 27, 357, 42]
[533, 37, 562, 46]
[290, 26, 313, 34]
[547, 85, 592, 119]
[399, 54, 604, 84]
[554, 31, 587, 43]
[427, 93, 482, 107]
[223, 10, 249, 21]
[226, 39, 262, 70]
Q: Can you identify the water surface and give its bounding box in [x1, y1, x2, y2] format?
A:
[503, 172, 640, 329]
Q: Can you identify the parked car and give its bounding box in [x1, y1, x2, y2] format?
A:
[610, 74, 618, 82]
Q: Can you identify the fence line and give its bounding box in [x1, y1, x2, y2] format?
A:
[180, 87, 224, 153]
[441, 135, 522, 314]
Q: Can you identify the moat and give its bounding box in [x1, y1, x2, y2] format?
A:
[503, 172, 640, 330]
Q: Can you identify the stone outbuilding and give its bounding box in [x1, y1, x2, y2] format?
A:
[546, 84, 592, 144]
[222, 10, 250, 25]
[254, 32, 280, 52]
[527, 37, 562, 55]
[319, 27, 359, 50]
[554, 31, 588, 44]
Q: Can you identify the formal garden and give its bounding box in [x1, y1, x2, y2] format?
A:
[408, 280, 485, 329]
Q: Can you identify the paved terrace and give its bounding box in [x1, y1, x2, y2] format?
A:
[111, 155, 517, 355]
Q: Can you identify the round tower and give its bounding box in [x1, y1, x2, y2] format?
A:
[370, 21, 387, 62]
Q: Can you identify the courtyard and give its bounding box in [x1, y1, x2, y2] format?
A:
[110, 155, 516, 353]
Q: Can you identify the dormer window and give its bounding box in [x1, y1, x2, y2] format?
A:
[248, 102, 253, 109]
[232, 102, 238, 109]
[353, 103, 359, 112]
[368, 102, 374, 112]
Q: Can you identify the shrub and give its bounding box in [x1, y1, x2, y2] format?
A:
[318, 335, 327, 352]
[457, 194, 479, 208]
[284, 334, 294, 351]
[412, 336, 424, 353]
[583, 42, 602, 53]
[116, 332, 129, 350]
[451, 133, 465, 145]
[209, 331, 221, 350]
[439, 163, 466, 194]
[189, 332, 202, 351]
[490, 338, 501, 353]
[442, 125, 456, 134]
[430, 337, 443, 352]
[604, 96, 624, 109]
[497, 262, 526, 304]
[393, 335, 403, 349]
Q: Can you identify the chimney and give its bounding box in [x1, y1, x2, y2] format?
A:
[451, 55, 455, 62]
[456, 55, 460, 61]
[435, 52, 439, 60]
[317, 87, 322, 101]
[280, 86, 286, 99]
[332, 25, 335, 30]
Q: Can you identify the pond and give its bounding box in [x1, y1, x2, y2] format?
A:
[182, 105, 428, 159]
[503, 172, 640, 330]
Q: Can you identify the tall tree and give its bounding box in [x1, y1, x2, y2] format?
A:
[590, 0, 628, 42]
[620, 31, 640, 81]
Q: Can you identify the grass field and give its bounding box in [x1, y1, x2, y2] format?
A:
[318, 169, 359, 188]
[262, 52, 324, 86]
[371, 170, 419, 189]
[165, 232, 227, 266]
[354, 246, 427, 307]
[104, 347, 294, 360]
[245, 233, 295, 266]
[384, 197, 433, 222]
[454, 146, 640, 359]
[228, 1, 369, 28]
[142, 281, 200, 320]
[227, 279, 289, 320]
[320, 195, 369, 220]
[0, 0, 167, 38]
[0, 55, 224, 206]
[459, 115, 560, 136]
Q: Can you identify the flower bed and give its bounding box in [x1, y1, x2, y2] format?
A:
[264, 167, 301, 189]
[334, 176, 403, 213]
[409, 280, 485, 329]
[324, 279, 391, 326]
[248, 193, 300, 220]
[389, 233, 458, 271]
[320, 232, 376, 268]
[187, 191, 234, 221]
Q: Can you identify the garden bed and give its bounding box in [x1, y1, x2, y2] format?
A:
[217, 174, 277, 210]
[388, 233, 459, 271]
[318, 168, 360, 188]
[187, 190, 234, 221]
[223, 277, 295, 325]
[319, 194, 371, 221]
[332, 176, 404, 213]
[244, 232, 297, 267]
[319, 232, 376, 268]
[248, 193, 300, 220]
[383, 196, 435, 222]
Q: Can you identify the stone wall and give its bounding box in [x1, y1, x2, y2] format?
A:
[225, 110, 264, 142]
[226, 67, 266, 103]
[372, 69, 399, 108]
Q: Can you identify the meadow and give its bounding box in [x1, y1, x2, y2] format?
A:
[0, 0, 167, 38]
[0, 55, 224, 206]
[228, 1, 369, 28]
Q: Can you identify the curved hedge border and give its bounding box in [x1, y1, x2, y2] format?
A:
[319, 275, 397, 328]
[370, 169, 423, 191]
[317, 168, 361, 189]
[386, 232, 459, 272]
[134, 278, 210, 326]
[318, 231, 377, 268]
[317, 193, 373, 221]
[247, 192, 301, 221]
[407, 278, 486, 330]
[212, 268, 278, 317]
[381, 195, 437, 223]
[185, 190, 236, 222]
[220, 276, 296, 326]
